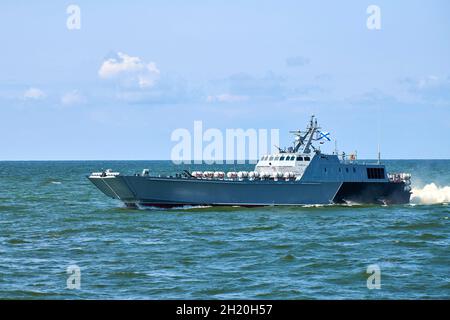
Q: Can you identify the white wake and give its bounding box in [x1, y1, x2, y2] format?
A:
[411, 183, 450, 205]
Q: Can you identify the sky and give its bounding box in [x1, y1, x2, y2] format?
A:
[0, 0, 449, 160]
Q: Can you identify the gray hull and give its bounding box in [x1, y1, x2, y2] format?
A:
[89, 176, 342, 207]
[88, 175, 411, 207]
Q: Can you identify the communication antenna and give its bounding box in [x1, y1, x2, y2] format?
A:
[377, 143, 381, 164]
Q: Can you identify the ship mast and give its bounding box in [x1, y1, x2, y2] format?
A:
[290, 115, 321, 154]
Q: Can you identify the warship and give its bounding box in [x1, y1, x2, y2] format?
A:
[88, 116, 411, 207]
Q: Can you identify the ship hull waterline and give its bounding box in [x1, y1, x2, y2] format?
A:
[88, 176, 411, 208]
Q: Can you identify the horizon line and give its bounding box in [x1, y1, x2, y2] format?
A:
[1, 158, 449, 162]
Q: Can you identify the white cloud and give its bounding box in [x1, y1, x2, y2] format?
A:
[401, 75, 450, 104]
[206, 93, 249, 103]
[98, 52, 160, 88]
[137, 75, 155, 88]
[24, 87, 46, 100]
[61, 90, 85, 106]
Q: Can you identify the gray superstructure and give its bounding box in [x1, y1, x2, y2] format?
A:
[88, 116, 412, 207]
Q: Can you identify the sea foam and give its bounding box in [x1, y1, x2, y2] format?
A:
[411, 183, 450, 205]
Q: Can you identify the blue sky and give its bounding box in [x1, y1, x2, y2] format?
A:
[1, 0, 449, 160]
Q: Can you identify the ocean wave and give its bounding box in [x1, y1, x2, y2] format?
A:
[301, 204, 327, 208]
[174, 205, 212, 210]
[411, 183, 450, 205]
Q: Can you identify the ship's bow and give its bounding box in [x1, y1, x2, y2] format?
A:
[88, 170, 137, 205]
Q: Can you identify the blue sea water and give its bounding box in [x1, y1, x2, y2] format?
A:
[0, 160, 449, 299]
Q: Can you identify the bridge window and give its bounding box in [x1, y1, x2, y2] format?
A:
[353, 167, 356, 173]
[367, 168, 385, 179]
[304, 157, 310, 161]
[280, 156, 285, 161]
[290, 156, 295, 161]
[269, 156, 273, 161]
[274, 156, 280, 161]
[296, 156, 303, 161]
[339, 168, 341, 172]
[346, 168, 349, 173]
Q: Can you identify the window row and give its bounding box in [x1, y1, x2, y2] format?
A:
[332, 167, 357, 173]
[260, 155, 310, 162]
